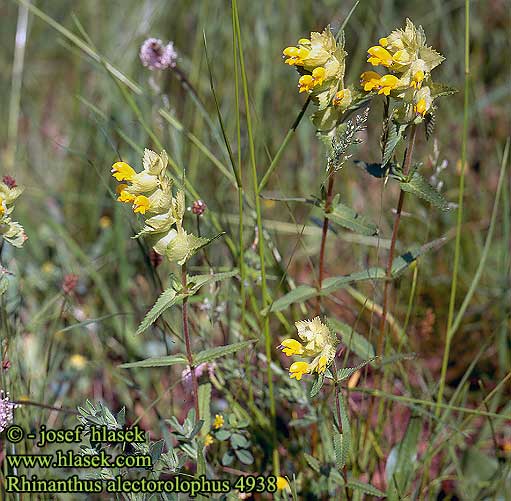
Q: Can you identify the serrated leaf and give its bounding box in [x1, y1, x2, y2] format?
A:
[193, 340, 255, 365]
[336, 357, 378, 382]
[136, 288, 188, 335]
[304, 453, 321, 473]
[234, 448, 254, 465]
[310, 373, 325, 398]
[391, 237, 447, 278]
[189, 269, 238, 294]
[383, 122, 406, 166]
[429, 82, 458, 99]
[328, 318, 375, 359]
[325, 200, 378, 236]
[347, 481, 386, 497]
[399, 171, 449, 211]
[198, 384, 212, 434]
[119, 354, 187, 369]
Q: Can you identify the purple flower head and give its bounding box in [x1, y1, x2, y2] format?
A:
[181, 362, 217, 390]
[0, 391, 18, 432]
[139, 38, 177, 71]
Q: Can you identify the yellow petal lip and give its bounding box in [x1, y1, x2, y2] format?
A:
[367, 46, 393, 67]
[111, 161, 136, 182]
[415, 98, 427, 115]
[133, 195, 151, 214]
[289, 361, 310, 381]
[379, 37, 388, 47]
[280, 339, 304, 356]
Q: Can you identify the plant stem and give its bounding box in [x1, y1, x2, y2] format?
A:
[436, 0, 470, 416]
[232, 0, 278, 474]
[376, 124, 417, 357]
[182, 265, 199, 416]
[317, 173, 336, 314]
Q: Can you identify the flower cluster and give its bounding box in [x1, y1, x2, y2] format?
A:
[139, 38, 177, 70]
[283, 27, 363, 132]
[111, 149, 208, 264]
[361, 19, 445, 122]
[279, 317, 337, 380]
[0, 176, 27, 248]
[0, 390, 17, 432]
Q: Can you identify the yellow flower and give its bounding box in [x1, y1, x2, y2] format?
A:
[111, 161, 136, 182]
[298, 66, 326, 93]
[280, 339, 304, 357]
[411, 70, 425, 88]
[379, 37, 388, 47]
[133, 195, 151, 214]
[289, 361, 310, 381]
[377, 74, 401, 95]
[367, 46, 393, 67]
[415, 98, 427, 116]
[204, 434, 214, 447]
[69, 354, 87, 370]
[0, 197, 4, 216]
[117, 184, 136, 203]
[213, 414, 224, 429]
[283, 46, 309, 66]
[315, 355, 328, 373]
[360, 71, 381, 92]
[276, 476, 289, 490]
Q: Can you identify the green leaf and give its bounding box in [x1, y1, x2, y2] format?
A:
[336, 357, 378, 382]
[430, 82, 459, 99]
[194, 340, 256, 365]
[136, 288, 188, 336]
[320, 268, 386, 295]
[230, 433, 249, 449]
[263, 285, 317, 314]
[310, 373, 325, 398]
[304, 453, 321, 473]
[119, 354, 187, 369]
[222, 451, 234, 466]
[328, 318, 375, 359]
[189, 269, 238, 294]
[399, 171, 450, 211]
[198, 384, 212, 434]
[333, 391, 351, 470]
[383, 122, 406, 166]
[325, 199, 378, 236]
[385, 416, 421, 500]
[347, 481, 386, 497]
[234, 448, 254, 465]
[391, 237, 447, 278]
[215, 429, 231, 441]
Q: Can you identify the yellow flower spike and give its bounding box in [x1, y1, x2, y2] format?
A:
[276, 477, 289, 490]
[111, 161, 136, 182]
[133, 195, 151, 214]
[360, 71, 381, 91]
[289, 361, 310, 381]
[415, 98, 427, 116]
[377, 74, 401, 95]
[379, 37, 389, 47]
[411, 70, 425, 88]
[367, 46, 393, 67]
[213, 414, 224, 429]
[204, 434, 214, 447]
[280, 339, 304, 357]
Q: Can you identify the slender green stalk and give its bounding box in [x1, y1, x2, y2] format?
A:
[182, 265, 199, 416]
[436, 0, 470, 415]
[233, 0, 278, 474]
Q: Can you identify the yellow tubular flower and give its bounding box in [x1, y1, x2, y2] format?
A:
[360, 71, 382, 91]
[283, 46, 309, 66]
[276, 477, 289, 490]
[298, 66, 326, 93]
[415, 98, 427, 116]
[312, 66, 326, 85]
[411, 70, 425, 88]
[289, 361, 310, 381]
[377, 74, 400, 95]
[316, 355, 328, 374]
[118, 191, 136, 203]
[379, 37, 388, 47]
[111, 161, 136, 182]
[213, 414, 224, 429]
[367, 46, 393, 67]
[280, 339, 304, 357]
[0, 197, 4, 216]
[133, 195, 151, 214]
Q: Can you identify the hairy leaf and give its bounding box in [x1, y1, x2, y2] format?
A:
[399, 171, 450, 211]
[119, 354, 187, 369]
[194, 340, 256, 365]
